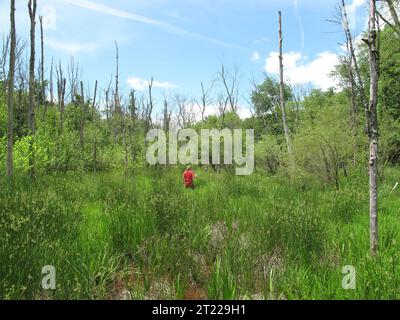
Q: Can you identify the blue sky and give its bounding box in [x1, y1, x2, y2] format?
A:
[0, 0, 369, 118]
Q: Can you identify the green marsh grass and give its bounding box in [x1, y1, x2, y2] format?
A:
[1, 167, 400, 299]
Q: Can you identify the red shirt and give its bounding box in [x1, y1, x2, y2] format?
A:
[183, 170, 195, 186]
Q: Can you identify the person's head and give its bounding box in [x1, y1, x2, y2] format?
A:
[186, 165, 192, 171]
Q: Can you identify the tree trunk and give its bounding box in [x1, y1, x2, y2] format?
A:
[341, 0, 369, 133]
[163, 99, 169, 132]
[39, 15, 46, 113]
[7, 0, 16, 180]
[345, 57, 360, 165]
[114, 41, 121, 115]
[79, 81, 85, 151]
[278, 11, 292, 159]
[105, 76, 112, 125]
[60, 78, 66, 133]
[201, 82, 206, 121]
[128, 90, 136, 165]
[28, 0, 36, 134]
[366, 0, 380, 255]
[1, 35, 10, 84]
[50, 58, 54, 105]
[347, 61, 358, 129]
[92, 80, 98, 173]
[386, 0, 400, 29]
[28, 0, 37, 178]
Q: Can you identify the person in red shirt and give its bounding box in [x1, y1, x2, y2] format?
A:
[183, 166, 196, 189]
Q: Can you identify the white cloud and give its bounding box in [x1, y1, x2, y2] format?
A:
[201, 104, 251, 120]
[127, 76, 178, 91]
[203, 104, 219, 119]
[251, 51, 261, 62]
[265, 51, 302, 74]
[46, 39, 101, 54]
[237, 105, 252, 119]
[264, 51, 340, 91]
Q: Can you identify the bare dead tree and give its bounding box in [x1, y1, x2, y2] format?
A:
[28, 0, 37, 135]
[56, 61, 63, 110]
[92, 80, 98, 173]
[336, 3, 360, 127]
[363, 0, 380, 255]
[0, 36, 24, 89]
[111, 41, 123, 141]
[144, 77, 154, 133]
[340, 0, 369, 127]
[278, 11, 293, 159]
[92, 81, 98, 118]
[338, 3, 356, 113]
[123, 113, 128, 169]
[129, 89, 137, 122]
[55, 71, 66, 171]
[27, 0, 37, 177]
[196, 81, 213, 121]
[137, 96, 145, 121]
[7, 0, 16, 180]
[15, 52, 26, 105]
[377, 2, 400, 35]
[175, 94, 197, 128]
[218, 94, 229, 130]
[218, 64, 239, 114]
[60, 78, 66, 132]
[67, 57, 80, 103]
[39, 15, 46, 113]
[79, 81, 85, 150]
[104, 74, 113, 123]
[49, 58, 54, 105]
[114, 41, 121, 115]
[163, 98, 171, 131]
[1, 34, 10, 84]
[331, 4, 360, 131]
[327, 2, 365, 164]
[56, 61, 66, 133]
[128, 90, 137, 164]
[343, 54, 360, 165]
[385, 0, 400, 29]
[15, 38, 28, 121]
[80, 81, 85, 103]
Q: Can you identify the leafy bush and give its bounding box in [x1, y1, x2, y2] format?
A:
[292, 105, 359, 188]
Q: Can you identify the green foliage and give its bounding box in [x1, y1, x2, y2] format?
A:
[1, 168, 400, 299]
[251, 77, 294, 136]
[254, 134, 283, 174]
[293, 104, 359, 188]
[379, 34, 400, 119]
[0, 99, 6, 137]
[251, 77, 292, 116]
[333, 26, 400, 165]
